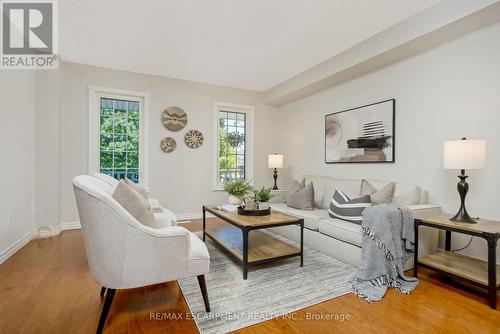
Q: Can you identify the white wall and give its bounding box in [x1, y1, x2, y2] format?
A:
[49, 62, 278, 223]
[3, 22, 498, 266]
[35, 70, 61, 228]
[277, 22, 500, 263]
[0, 71, 36, 262]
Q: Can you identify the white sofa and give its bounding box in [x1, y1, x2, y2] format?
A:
[269, 175, 441, 267]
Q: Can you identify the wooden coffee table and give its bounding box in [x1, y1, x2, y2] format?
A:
[202, 205, 304, 279]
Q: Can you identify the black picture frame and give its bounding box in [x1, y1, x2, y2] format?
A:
[324, 99, 395, 164]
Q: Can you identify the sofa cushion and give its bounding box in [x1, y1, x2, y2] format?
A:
[419, 190, 429, 204]
[125, 177, 148, 199]
[271, 203, 327, 231]
[287, 182, 314, 211]
[304, 175, 362, 209]
[112, 180, 156, 228]
[365, 179, 421, 205]
[284, 179, 305, 203]
[361, 179, 395, 205]
[393, 184, 421, 205]
[320, 178, 362, 209]
[303, 175, 331, 208]
[328, 189, 371, 224]
[318, 217, 363, 247]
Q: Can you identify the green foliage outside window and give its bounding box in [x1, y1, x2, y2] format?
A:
[99, 98, 140, 182]
[218, 112, 246, 182]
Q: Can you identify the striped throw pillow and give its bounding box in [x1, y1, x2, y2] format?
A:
[328, 188, 371, 224]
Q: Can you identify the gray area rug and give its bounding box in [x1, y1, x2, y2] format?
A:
[178, 231, 355, 334]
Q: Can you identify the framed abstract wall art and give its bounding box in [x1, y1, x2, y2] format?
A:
[325, 99, 395, 163]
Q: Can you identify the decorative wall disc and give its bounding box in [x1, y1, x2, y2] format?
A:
[184, 130, 204, 149]
[160, 137, 177, 153]
[162, 106, 188, 132]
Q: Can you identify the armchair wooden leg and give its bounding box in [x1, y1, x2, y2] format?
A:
[96, 288, 116, 334]
[197, 275, 210, 312]
[100, 287, 106, 297]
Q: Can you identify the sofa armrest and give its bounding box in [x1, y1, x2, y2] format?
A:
[117, 225, 191, 288]
[406, 204, 441, 219]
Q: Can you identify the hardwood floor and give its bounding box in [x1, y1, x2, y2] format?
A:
[0, 218, 498, 334]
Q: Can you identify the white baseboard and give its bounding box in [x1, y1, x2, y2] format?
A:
[0, 230, 36, 265]
[36, 221, 81, 238]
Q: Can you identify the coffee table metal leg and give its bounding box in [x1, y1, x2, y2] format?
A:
[300, 220, 304, 267]
[242, 228, 249, 280]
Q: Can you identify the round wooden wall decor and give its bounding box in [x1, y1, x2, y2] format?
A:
[162, 106, 188, 132]
[160, 137, 177, 153]
[184, 130, 204, 148]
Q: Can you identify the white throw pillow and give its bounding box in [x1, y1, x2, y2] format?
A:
[364, 179, 421, 205]
[393, 184, 421, 205]
[112, 180, 156, 228]
[125, 177, 149, 199]
[320, 178, 362, 209]
[284, 179, 305, 203]
[287, 182, 314, 211]
[360, 179, 396, 205]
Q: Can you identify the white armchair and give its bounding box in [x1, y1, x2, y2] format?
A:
[73, 175, 210, 334]
[92, 173, 178, 227]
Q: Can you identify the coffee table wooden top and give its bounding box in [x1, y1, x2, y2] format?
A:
[419, 214, 500, 235]
[203, 205, 301, 228]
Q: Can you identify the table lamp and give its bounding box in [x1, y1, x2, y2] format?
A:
[444, 138, 486, 224]
[268, 153, 283, 190]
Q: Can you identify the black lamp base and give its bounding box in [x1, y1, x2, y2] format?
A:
[450, 170, 477, 224]
[450, 207, 477, 224]
[272, 168, 278, 190]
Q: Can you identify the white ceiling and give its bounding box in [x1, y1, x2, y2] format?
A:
[60, 0, 440, 91]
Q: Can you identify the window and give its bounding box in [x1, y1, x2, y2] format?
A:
[89, 87, 149, 186]
[214, 102, 254, 189]
[99, 98, 140, 182]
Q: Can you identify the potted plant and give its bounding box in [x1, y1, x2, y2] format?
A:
[254, 187, 274, 210]
[223, 179, 252, 205]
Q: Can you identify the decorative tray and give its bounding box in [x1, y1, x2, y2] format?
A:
[237, 206, 271, 216]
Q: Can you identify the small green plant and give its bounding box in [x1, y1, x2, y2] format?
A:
[254, 187, 274, 202]
[223, 179, 253, 197]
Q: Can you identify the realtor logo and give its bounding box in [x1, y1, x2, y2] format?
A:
[1, 0, 58, 69]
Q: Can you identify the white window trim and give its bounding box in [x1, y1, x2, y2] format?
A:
[213, 101, 254, 191]
[88, 86, 150, 188]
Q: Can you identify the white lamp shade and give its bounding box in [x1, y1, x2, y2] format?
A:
[444, 139, 486, 170]
[268, 154, 283, 169]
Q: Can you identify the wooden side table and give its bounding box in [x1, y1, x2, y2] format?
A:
[414, 215, 500, 309]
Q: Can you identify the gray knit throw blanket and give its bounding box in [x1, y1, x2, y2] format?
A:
[351, 204, 418, 302]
